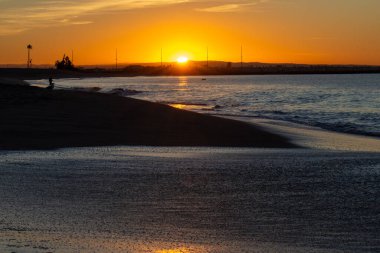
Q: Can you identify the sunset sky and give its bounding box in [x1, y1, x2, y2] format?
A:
[0, 0, 380, 66]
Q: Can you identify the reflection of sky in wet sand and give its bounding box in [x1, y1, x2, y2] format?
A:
[0, 231, 211, 253]
[1, 231, 329, 253]
[1, 230, 345, 253]
[1, 147, 379, 253]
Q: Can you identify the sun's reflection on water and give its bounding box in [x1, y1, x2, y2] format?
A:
[155, 248, 191, 253]
[174, 76, 189, 91]
[170, 103, 187, 109]
[178, 76, 188, 86]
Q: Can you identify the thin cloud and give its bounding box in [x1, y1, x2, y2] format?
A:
[196, 0, 269, 13]
[70, 21, 94, 25]
[0, 0, 273, 35]
[197, 4, 243, 12]
[0, 0, 189, 35]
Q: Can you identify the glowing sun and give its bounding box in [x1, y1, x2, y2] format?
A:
[177, 56, 188, 64]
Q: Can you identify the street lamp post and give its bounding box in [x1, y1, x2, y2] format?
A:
[27, 44, 33, 68]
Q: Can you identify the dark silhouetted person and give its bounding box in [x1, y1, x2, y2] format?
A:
[47, 77, 54, 90]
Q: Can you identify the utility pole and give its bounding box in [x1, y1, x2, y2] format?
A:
[115, 48, 118, 70]
[206, 46, 209, 68]
[71, 50, 74, 64]
[240, 45, 243, 69]
[161, 48, 163, 67]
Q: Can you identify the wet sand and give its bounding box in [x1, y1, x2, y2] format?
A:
[0, 83, 293, 149]
[0, 147, 379, 253]
[232, 117, 380, 152]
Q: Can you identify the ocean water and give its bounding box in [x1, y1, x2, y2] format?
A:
[33, 74, 380, 137]
[1, 147, 379, 253]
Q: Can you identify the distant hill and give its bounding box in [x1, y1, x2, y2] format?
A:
[1, 62, 380, 80]
[2, 61, 379, 70]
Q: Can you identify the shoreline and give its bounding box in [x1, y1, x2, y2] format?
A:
[230, 117, 380, 152]
[2, 78, 379, 152]
[0, 83, 295, 150]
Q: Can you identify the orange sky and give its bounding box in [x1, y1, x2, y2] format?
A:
[1, 0, 380, 66]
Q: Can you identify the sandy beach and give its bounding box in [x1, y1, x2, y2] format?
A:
[0, 82, 293, 150]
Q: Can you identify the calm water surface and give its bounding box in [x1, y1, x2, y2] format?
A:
[38, 74, 380, 137]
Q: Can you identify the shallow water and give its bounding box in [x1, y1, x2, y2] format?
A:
[1, 147, 379, 252]
[31, 74, 380, 137]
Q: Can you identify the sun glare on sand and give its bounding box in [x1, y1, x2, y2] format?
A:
[177, 56, 188, 64]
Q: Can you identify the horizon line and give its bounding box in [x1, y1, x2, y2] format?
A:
[1, 61, 380, 68]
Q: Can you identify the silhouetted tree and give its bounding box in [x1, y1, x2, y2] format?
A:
[55, 54, 75, 70]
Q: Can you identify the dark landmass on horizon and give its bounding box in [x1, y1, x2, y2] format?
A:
[1, 62, 380, 79]
[0, 83, 295, 150]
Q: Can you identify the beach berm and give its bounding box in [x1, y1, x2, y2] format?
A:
[0, 82, 294, 149]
